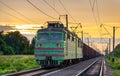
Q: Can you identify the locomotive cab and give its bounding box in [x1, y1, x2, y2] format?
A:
[35, 21, 65, 67]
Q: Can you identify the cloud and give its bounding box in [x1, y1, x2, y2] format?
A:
[0, 25, 15, 31]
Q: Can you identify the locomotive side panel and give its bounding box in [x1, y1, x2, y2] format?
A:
[64, 33, 83, 60]
[77, 39, 83, 59]
[64, 34, 76, 59]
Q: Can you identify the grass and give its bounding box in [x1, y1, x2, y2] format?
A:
[0, 55, 39, 74]
[113, 70, 120, 76]
[106, 57, 120, 69]
[106, 56, 120, 76]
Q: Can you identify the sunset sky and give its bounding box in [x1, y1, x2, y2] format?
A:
[0, 0, 120, 51]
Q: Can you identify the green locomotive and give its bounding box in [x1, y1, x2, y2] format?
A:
[34, 21, 83, 67]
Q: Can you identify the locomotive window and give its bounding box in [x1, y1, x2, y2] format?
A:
[50, 33, 62, 40]
[38, 33, 49, 41]
[72, 36, 74, 41]
[78, 40, 80, 47]
[67, 34, 70, 39]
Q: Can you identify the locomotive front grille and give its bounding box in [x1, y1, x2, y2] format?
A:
[40, 60, 58, 66]
[46, 56, 52, 60]
[40, 56, 58, 66]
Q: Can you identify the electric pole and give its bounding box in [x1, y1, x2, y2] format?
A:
[59, 14, 68, 55]
[59, 14, 68, 30]
[112, 26, 115, 62]
[109, 38, 111, 54]
[66, 14, 68, 30]
[81, 31, 83, 42]
[87, 37, 89, 46]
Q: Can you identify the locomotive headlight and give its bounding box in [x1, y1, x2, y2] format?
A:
[38, 43, 42, 47]
[56, 43, 61, 48]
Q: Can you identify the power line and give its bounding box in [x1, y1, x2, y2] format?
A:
[42, 0, 60, 15]
[89, 0, 98, 25]
[72, 23, 82, 32]
[95, 0, 102, 42]
[26, 0, 58, 20]
[0, 10, 29, 23]
[89, 0, 96, 12]
[0, 0, 35, 23]
[100, 24, 112, 38]
[89, 0, 102, 43]
[58, 0, 76, 22]
[96, 0, 101, 24]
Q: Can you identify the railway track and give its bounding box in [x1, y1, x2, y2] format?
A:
[76, 58, 104, 76]
[41, 57, 103, 76]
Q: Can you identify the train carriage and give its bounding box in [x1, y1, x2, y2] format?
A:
[82, 43, 101, 60]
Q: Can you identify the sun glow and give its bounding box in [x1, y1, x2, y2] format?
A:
[16, 25, 34, 29]
[13, 24, 42, 34]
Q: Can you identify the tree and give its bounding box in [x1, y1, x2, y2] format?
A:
[28, 37, 36, 54]
[30, 37, 35, 50]
[114, 44, 120, 57]
[4, 31, 30, 54]
[0, 31, 4, 39]
[0, 38, 14, 55]
[0, 31, 36, 55]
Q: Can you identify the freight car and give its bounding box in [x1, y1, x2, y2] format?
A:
[82, 43, 100, 60]
[34, 21, 100, 68]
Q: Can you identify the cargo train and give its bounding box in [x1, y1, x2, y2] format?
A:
[34, 21, 100, 67]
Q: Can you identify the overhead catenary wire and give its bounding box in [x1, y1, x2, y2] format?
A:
[89, 0, 96, 12]
[58, 0, 82, 33]
[0, 10, 29, 23]
[89, 0, 98, 25]
[72, 23, 82, 32]
[0, 0, 35, 23]
[89, 0, 101, 25]
[26, 0, 58, 20]
[58, 0, 76, 22]
[89, 0, 102, 44]
[95, 0, 102, 43]
[100, 24, 112, 38]
[42, 0, 60, 15]
[96, 0, 101, 24]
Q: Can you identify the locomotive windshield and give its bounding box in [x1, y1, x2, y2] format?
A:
[38, 33, 49, 41]
[50, 33, 62, 41]
[38, 32, 62, 41]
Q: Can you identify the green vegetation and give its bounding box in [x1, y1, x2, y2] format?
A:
[0, 30, 38, 74]
[113, 70, 120, 76]
[0, 55, 39, 74]
[0, 31, 35, 55]
[106, 57, 120, 69]
[106, 43, 120, 76]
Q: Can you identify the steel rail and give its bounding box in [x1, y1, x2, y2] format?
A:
[99, 59, 104, 76]
[2, 68, 42, 76]
[75, 58, 99, 76]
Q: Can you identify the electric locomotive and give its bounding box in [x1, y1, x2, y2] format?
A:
[34, 21, 83, 67]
